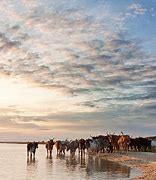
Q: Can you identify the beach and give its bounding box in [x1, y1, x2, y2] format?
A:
[98, 151, 156, 180]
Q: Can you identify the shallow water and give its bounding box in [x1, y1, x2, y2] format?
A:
[0, 144, 140, 180]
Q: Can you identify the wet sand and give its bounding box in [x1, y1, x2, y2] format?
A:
[97, 151, 156, 180]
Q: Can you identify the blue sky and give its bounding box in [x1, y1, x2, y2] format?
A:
[0, 0, 155, 141]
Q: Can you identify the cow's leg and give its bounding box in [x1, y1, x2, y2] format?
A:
[27, 150, 29, 158]
[123, 143, 126, 153]
[47, 149, 48, 158]
[70, 149, 74, 156]
[110, 145, 113, 153]
[116, 144, 120, 152]
[30, 149, 32, 159]
[49, 150, 52, 158]
[78, 147, 80, 154]
[83, 148, 85, 155]
[74, 149, 76, 156]
[79, 147, 81, 155]
[63, 149, 65, 155]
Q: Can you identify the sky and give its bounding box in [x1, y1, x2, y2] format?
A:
[0, 0, 156, 141]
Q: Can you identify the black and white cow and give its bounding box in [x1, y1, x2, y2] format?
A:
[27, 141, 38, 159]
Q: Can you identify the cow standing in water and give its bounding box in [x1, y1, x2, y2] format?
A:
[78, 139, 86, 156]
[45, 139, 55, 158]
[66, 139, 79, 156]
[27, 141, 38, 160]
[55, 140, 69, 155]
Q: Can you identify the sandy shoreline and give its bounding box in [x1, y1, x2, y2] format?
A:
[96, 151, 156, 180]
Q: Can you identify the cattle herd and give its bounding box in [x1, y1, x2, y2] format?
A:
[27, 132, 152, 159]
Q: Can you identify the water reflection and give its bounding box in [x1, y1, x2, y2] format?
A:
[86, 156, 130, 178]
[63, 154, 131, 179]
[26, 157, 38, 180]
[45, 158, 53, 168]
[26, 148, 136, 180]
[27, 157, 36, 164]
[78, 155, 86, 167]
[65, 154, 86, 166]
[45, 157, 53, 178]
[56, 154, 65, 160]
[66, 156, 78, 172]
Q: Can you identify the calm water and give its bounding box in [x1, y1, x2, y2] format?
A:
[0, 144, 140, 180]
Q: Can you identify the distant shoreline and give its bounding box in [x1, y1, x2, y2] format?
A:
[0, 142, 46, 144]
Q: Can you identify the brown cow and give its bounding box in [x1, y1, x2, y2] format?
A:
[118, 132, 131, 152]
[45, 139, 55, 158]
[107, 134, 120, 151]
[55, 140, 69, 155]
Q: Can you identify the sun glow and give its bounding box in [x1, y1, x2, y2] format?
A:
[0, 76, 91, 116]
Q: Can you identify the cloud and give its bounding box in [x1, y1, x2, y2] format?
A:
[128, 3, 147, 15]
[0, 6, 155, 111]
[0, 116, 40, 130]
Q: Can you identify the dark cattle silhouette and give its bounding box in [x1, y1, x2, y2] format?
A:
[27, 141, 38, 159]
[66, 139, 79, 156]
[135, 137, 151, 152]
[78, 139, 86, 155]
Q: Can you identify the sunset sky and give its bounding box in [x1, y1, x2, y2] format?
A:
[0, 0, 156, 141]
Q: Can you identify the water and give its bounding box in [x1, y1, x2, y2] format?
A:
[0, 144, 140, 180]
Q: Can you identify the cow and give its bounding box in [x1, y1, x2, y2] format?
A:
[85, 139, 92, 152]
[118, 134, 131, 152]
[135, 137, 151, 152]
[78, 139, 86, 155]
[85, 138, 111, 154]
[107, 134, 120, 152]
[27, 141, 38, 159]
[128, 138, 137, 151]
[55, 140, 69, 155]
[66, 139, 79, 156]
[90, 135, 113, 153]
[45, 139, 55, 158]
